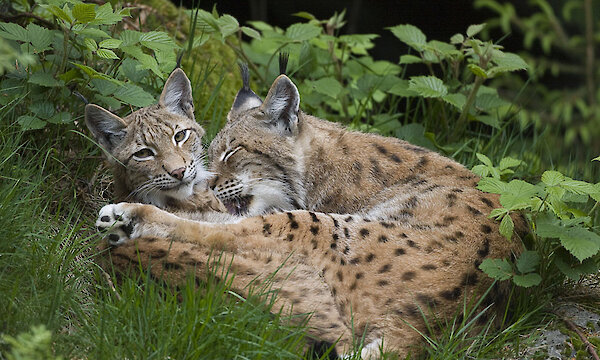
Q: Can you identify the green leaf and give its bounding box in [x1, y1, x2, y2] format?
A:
[26, 24, 53, 52]
[241, 26, 261, 40]
[114, 83, 155, 107]
[399, 55, 422, 64]
[42, 5, 73, 23]
[17, 115, 46, 130]
[387, 79, 417, 97]
[556, 254, 599, 280]
[500, 180, 537, 209]
[308, 77, 342, 98]
[466, 23, 486, 37]
[515, 250, 539, 274]
[292, 11, 317, 21]
[450, 33, 464, 44]
[286, 23, 321, 41]
[441, 93, 466, 110]
[29, 101, 54, 119]
[96, 49, 119, 60]
[490, 51, 528, 73]
[84, 38, 98, 51]
[0, 23, 28, 41]
[468, 64, 488, 78]
[72, 3, 96, 23]
[408, 76, 447, 98]
[476, 153, 493, 167]
[560, 179, 596, 195]
[217, 15, 240, 38]
[593, 156, 600, 161]
[139, 31, 176, 52]
[475, 93, 508, 110]
[560, 226, 600, 262]
[541, 170, 564, 187]
[499, 213, 514, 241]
[28, 72, 62, 87]
[121, 46, 162, 78]
[99, 38, 122, 49]
[498, 157, 523, 171]
[72, 62, 120, 84]
[479, 258, 513, 280]
[477, 177, 508, 194]
[389, 24, 427, 50]
[512, 273, 541, 287]
[120, 30, 141, 46]
[47, 112, 72, 124]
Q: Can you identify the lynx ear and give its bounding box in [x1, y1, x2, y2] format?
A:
[229, 63, 262, 119]
[85, 104, 128, 153]
[260, 75, 300, 136]
[159, 68, 194, 119]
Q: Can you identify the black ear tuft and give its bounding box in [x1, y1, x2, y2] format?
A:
[159, 68, 194, 119]
[278, 52, 289, 75]
[85, 104, 128, 155]
[229, 62, 263, 117]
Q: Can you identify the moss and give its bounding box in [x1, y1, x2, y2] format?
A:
[131, 0, 239, 132]
[589, 337, 600, 348]
[575, 349, 589, 360]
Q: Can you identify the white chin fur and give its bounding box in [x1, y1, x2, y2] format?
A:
[246, 181, 295, 216]
[142, 166, 214, 208]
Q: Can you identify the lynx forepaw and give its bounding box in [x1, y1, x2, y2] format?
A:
[96, 203, 138, 245]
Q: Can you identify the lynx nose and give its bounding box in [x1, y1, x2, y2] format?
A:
[170, 167, 186, 180]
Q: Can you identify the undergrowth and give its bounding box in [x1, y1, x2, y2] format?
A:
[0, 1, 598, 359]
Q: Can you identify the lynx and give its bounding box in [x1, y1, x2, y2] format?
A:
[85, 69, 228, 222]
[95, 69, 524, 358]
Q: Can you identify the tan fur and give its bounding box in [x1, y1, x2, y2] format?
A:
[98, 75, 525, 358]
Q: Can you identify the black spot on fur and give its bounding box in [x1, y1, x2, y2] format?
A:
[417, 156, 429, 168]
[380, 221, 394, 228]
[440, 287, 462, 301]
[345, 216, 353, 222]
[405, 196, 418, 208]
[336, 270, 343, 281]
[474, 259, 482, 271]
[400, 233, 408, 238]
[402, 271, 416, 281]
[287, 212, 299, 229]
[395, 248, 406, 256]
[455, 231, 465, 238]
[163, 262, 182, 270]
[262, 223, 272, 235]
[370, 157, 382, 176]
[378, 235, 389, 243]
[330, 242, 337, 249]
[407, 240, 419, 249]
[378, 264, 392, 273]
[310, 225, 320, 235]
[343, 245, 350, 254]
[309, 212, 320, 222]
[481, 224, 492, 234]
[480, 196, 494, 208]
[359, 228, 370, 238]
[461, 272, 479, 286]
[311, 239, 318, 249]
[444, 235, 457, 243]
[374, 144, 388, 154]
[446, 193, 457, 207]
[332, 233, 339, 241]
[422, 184, 441, 193]
[332, 217, 339, 228]
[150, 249, 168, 259]
[344, 227, 350, 238]
[350, 257, 361, 265]
[286, 234, 294, 241]
[477, 238, 490, 258]
[365, 253, 376, 262]
[417, 293, 439, 307]
[390, 154, 402, 163]
[340, 258, 346, 265]
[350, 281, 358, 291]
[101, 216, 110, 222]
[377, 280, 389, 286]
[466, 205, 483, 216]
[421, 264, 437, 270]
[355, 272, 364, 279]
[404, 304, 419, 316]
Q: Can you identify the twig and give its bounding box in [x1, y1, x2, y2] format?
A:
[100, 266, 122, 301]
[563, 317, 599, 360]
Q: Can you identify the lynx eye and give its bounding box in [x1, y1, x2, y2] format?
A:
[132, 148, 155, 161]
[174, 129, 190, 144]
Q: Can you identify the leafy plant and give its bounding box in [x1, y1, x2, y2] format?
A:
[476, 155, 600, 287]
[0, 0, 179, 130]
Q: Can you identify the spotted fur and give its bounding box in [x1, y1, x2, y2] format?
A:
[98, 74, 525, 358]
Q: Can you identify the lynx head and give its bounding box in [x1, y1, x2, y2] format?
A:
[85, 69, 210, 208]
[208, 65, 307, 216]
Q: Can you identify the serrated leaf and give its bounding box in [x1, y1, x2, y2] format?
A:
[500, 180, 537, 209]
[72, 3, 96, 23]
[139, 31, 176, 52]
[42, 5, 73, 23]
[241, 26, 261, 40]
[29, 101, 54, 119]
[515, 250, 539, 274]
[560, 226, 600, 262]
[72, 62, 120, 84]
[47, 112, 72, 124]
[535, 214, 566, 238]
[120, 30, 141, 46]
[399, 55, 422, 64]
[387, 79, 417, 97]
[498, 157, 523, 171]
[96, 49, 119, 60]
[490, 51, 528, 72]
[0, 23, 28, 41]
[476, 153, 493, 167]
[475, 93, 508, 110]
[561, 179, 596, 195]
[389, 24, 427, 50]
[499, 213, 514, 241]
[309, 77, 342, 98]
[217, 15, 239, 38]
[28, 72, 62, 87]
[114, 83, 155, 107]
[477, 177, 508, 194]
[99, 38, 122, 49]
[286, 23, 321, 41]
[121, 46, 162, 78]
[479, 258, 513, 280]
[466, 24, 486, 37]
[26, 24, 53, 52]
[556, 254, 599, 280]
[441, 93, 466, 110]
[84, 38, 98, 51]
[450, 33, 464, 44]
[541, 170, 564, 187]
[512, 273, 541, 287]
[17, 115, 46, 130]
[472, 165, 489, 178]
[468, 64, 488, 78]
[408, 76, 447, 98]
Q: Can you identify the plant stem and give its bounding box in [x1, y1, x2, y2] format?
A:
[456, 75, 483, 138]
[584, 0, 596, 110]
